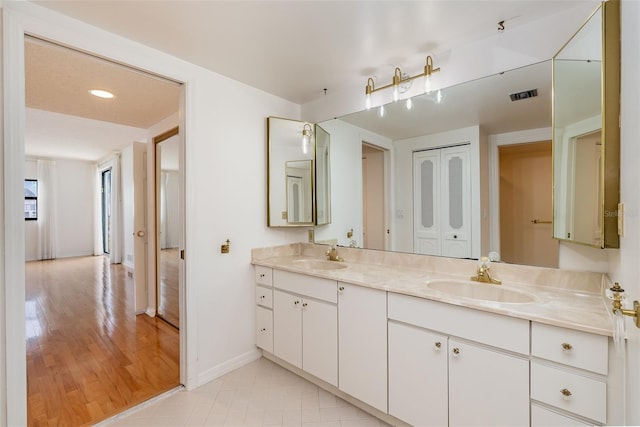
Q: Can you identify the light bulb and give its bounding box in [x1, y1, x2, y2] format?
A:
[365, 94, 372, 110]
[378, 105, 385, 118]
[406, 98, 413, 110]
[424, 75, 432, 93]
[393, 85, 399, 102]
[302, 135, 309, 154]
[436, 90, 443, 103]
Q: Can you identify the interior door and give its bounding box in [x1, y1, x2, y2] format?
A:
[133, 141, 148, 314]
[499, 141, 558, 267]
[413, 150, 441, 255]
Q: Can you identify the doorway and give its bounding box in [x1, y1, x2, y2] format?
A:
[23, 37, 183, 425]
[499, 141, 559, 267]
[101, 168, 112, 254]
[362, 143, 386, 249]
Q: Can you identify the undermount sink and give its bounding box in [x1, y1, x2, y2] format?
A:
[291, 259, 348, 270]
[426, 279, 538, 304]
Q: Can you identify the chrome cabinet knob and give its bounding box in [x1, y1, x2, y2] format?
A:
[302, 302, 308, 307]
[260, 328, 266, 332]
[338, 286, 345, 292]
[259, 273, 265, 278]
[294, 300, 300, 305]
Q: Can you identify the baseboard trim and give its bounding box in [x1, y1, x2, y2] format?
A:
[196, 348, 262, 387]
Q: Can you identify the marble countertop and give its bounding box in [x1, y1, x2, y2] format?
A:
[252, 245, 616, 337]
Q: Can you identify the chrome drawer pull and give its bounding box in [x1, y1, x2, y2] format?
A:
[561, 343, 573, 351]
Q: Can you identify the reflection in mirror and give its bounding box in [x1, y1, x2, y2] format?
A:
[553, 1, 620, 248]
[314, 60, 558, 267]
[268, 117, 315, 226]
[315, 125, 331, 226]
[286, 160, 313, 224]
[155, 127, 180, 328]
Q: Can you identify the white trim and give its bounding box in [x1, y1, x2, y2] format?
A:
[3, 9, 28, 426]
[196, 348, 262, 388]
[487, 127, 552, 255]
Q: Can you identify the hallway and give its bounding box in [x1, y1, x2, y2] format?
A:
[25, 256, 180, 426]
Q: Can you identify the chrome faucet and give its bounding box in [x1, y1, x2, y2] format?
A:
[470, 257, 501, 285]
[326, 245, 343, 262]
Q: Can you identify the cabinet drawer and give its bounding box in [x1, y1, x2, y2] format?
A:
[532, 323, 608, 375]
[531, 404, 592, 426]
[273, 269, 337, 303]
[255, 266, 272, 286]
[256, 306, 273, 353]
[388, 293, 529, 354]
[255, 285, 273, 308]
[531, 362, 606, 424]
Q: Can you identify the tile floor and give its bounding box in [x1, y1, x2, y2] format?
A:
[104, 357, 392, 427]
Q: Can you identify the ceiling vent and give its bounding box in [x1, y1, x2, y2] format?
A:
[509, 89, 538, 101]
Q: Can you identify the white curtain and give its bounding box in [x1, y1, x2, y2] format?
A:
[37, 159, 57, 260]
[110, 154, 123, 264]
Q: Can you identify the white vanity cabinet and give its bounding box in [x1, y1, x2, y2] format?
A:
[338, 282, 388, 413]
[254, 266, 273, 353]
[531, 322, 609, 426]
[272, 270, 338, 386]
[388, 293, 530, 426]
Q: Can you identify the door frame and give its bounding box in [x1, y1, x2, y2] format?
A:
[488, 127, 552, 255]
[3, 7, 193, 425]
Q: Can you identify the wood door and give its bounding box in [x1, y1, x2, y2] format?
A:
[133, 141, 148, 314]
[499, 141, 558, 267]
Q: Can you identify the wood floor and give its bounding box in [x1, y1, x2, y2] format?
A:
[26, 255, 180, 426]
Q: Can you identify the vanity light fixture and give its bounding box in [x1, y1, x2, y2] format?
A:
[301, 123, 313, 154]
[365, 55, 441, 109]
[89, 89, 115, 99]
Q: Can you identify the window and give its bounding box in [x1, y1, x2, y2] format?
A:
[25, 179, 38, 220]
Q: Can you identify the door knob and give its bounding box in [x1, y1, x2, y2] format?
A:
[136, 230, 146, 237]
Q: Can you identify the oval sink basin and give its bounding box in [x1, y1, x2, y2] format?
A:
[426, 279, 537, 304]
[291, 259, 348, 270]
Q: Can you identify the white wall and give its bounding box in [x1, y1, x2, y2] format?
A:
[121, 144, 134, 269]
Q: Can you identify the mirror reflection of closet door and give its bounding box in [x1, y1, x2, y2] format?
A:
[155, 127, 180, 328]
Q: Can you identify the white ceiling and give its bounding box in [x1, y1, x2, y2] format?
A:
[32, 0, 594, 105]
[22, 1, 597, 160]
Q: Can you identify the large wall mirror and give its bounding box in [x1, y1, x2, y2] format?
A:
[314, 60, 556, 267]
[552, 0, 620, 248]
[267, 117, 331, 227]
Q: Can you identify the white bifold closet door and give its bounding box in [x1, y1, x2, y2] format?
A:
[413, 145, 471, 258]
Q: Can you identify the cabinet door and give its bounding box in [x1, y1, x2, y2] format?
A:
[441, 145, 471, 258]
[413, 150, 441, 255]
[388, 321, 447, 426]
[302, 299, 337, 386]
[338, 283, 387, 412]
[448, 340, 529, 426]
[273, 290, 302, 369]
[255, 306, 273, 353]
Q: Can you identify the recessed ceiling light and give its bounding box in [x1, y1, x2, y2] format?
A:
[89, 89, 115, 99]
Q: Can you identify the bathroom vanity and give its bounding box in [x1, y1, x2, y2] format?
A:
[252, 243, 624, 426]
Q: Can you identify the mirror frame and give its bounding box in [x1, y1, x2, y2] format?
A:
[552, 0, 620, 248]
